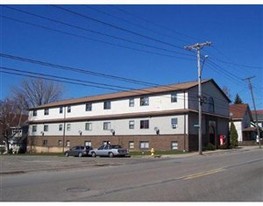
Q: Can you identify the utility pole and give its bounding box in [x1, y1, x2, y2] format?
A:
[185, 41, 212, 155]
[243, 76, 261, 149]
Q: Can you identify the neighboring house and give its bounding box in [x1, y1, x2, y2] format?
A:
[229, 104, 256, 142]
[251, 110, 263, 129]
[0, 114, 28, 153]
[251, 110, 263, 139]
[27, 79, 230, 153]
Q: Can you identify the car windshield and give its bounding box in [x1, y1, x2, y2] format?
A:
[112, 145, 121, 149]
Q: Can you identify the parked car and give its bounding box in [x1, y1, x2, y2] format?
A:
[89, 144, 129, 158]
[64, 146, 93, 157]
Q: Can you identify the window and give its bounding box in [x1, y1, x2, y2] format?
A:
[140, 120, 149, 129]
[171, 92, 177, 103]
[43, 125, 49, 132]
[43, 140, 48, 146]
[86, 103, 92, 111]
[140, 96, 149, 106]
[67, 106, 71, 113]
[32, 125, 37, 133]
[85, 122, 92, 131]
[104, 101, 111, 110]
[44, 108, 49, 115]
[58, 140, 62, 146]
[33, 110, 37, 116]
[129, 141, 135, 149]
[171, 118, 178, 129]
[66, 140, 70, 147]
[208, 97, 215, 113]
[59, 124, 63, 131]
[67, 124, 71, 131]
[129, 120, 135, 129]
[171, 141, 178, 150]
[103, 122, 111, 130]
[59, 106, 63, 114]
[84, 141, 92, 147]
[129, 98, 135, 107]
[140, 141, 149, 149]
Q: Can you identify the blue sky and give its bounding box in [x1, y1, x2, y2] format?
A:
[1, 4, 262, 109]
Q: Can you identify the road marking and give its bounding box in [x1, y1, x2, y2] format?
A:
[182, 168, 225, 180]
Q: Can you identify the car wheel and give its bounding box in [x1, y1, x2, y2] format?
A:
[78, 152, 83, 157]
[109, 152, 114, 158]
[91, 152, 96, 158]
[65, 152, 69, 157]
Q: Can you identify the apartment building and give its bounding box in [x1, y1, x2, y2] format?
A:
[27, 79, 230, 153]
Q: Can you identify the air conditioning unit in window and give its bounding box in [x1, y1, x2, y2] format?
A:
[172, 124, 177, 129]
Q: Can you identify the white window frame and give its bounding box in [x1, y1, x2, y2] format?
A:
[85, 122, 92, 131]
[140, 96, 149, 106]
[171, 118, 178, 129]
[171, 92, 178, 103]
[103, 122, 111, 130]
[129, 120, 135, 129]
[86, 103, 92, 111]
[44, 108, 49, 115]
[129, 141, 135, 149]
[32, 125, 37, 133]
[66, 124, 71, 131]
[171, 141, 178, 150]
[43, 125, 49, 132]
[140, 141, 149, 149]
[129, 98, 135, 107]
[59, 124, 63, 131]
[104, 101, 111, 110]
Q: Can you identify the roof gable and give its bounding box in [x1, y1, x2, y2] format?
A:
[229, 104, 253, 120]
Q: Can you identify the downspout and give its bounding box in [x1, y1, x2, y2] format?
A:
[183, 90, 186, 152]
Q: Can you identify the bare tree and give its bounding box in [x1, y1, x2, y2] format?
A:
[222, 86, 231, 100]
[12, 78, 63, 110]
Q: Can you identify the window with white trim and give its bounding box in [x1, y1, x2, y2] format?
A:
[129, 141, 135, 149]
[44, 108, 49, 115]
[59, 124, 63, 131]
[33, 110, 37, 116]
[129, 120, 135, 129]
[103, 122, 111, 130]
[104, 101, 111, 110]
[171, 141, 178, 150]
[140, 141, 149, 149]
[86, 103, 92, 111]
[59, 106, 63, 114]
[66, 140, 70, 147]
[171, 118, 178, 129]
[43, 125, 49, 132]
[171, 92, 177, 103]
[84, 141, 92, 147]
[32, 125, 37, 133]
[85, 122, 92, 131]
[67, 106, 71, 113]
[67, 124, 71, 131]
[140, 96, 149, 106]
[129, 98, 135, 107]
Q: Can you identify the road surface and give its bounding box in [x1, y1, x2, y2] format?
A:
[1, 148, 262, 201]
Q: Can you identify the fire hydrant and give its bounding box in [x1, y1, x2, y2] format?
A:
[151, 148, 155, 156]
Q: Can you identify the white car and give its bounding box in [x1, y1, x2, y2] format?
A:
[89, 144, 129, 158]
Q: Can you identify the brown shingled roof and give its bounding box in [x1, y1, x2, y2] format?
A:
[33, 79, 229, 110]
[229, 104, 252, 120]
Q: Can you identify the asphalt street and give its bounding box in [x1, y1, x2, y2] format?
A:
[0, 146, 262, 201]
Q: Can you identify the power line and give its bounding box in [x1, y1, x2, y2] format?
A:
[111, 5, 199, 43]
[53, 5, 192, 53]
[85, 5, 190, 45]
[3, 6, 194, 58]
